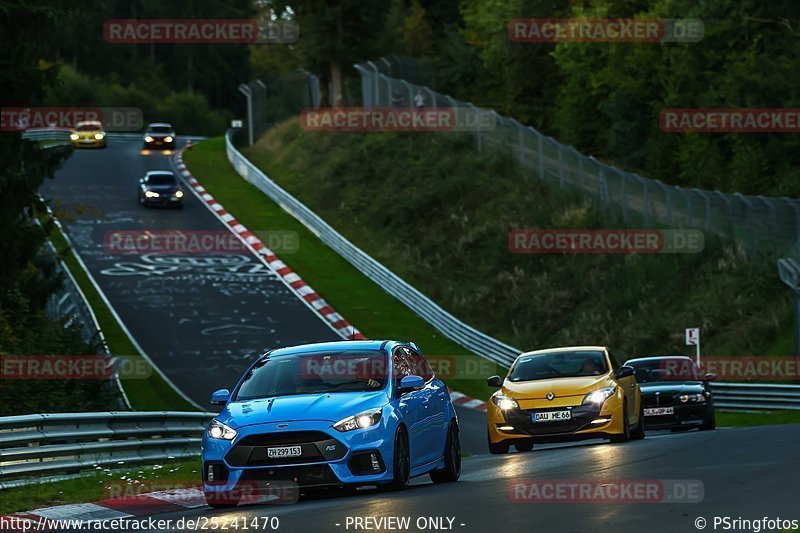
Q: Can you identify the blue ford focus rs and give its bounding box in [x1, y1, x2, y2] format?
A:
[201, 340, 461, 507]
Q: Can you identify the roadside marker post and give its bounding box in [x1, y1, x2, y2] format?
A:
[685, 327, 700, 366]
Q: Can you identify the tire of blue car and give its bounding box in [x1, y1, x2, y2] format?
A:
[430, 420, 461, 483]
[383, 426, 410, 491]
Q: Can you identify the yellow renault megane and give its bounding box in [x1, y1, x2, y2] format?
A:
[69, 120, 106, 148]
[486, 346, 644, 454]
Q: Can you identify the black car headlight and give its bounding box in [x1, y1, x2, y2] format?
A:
[333, 408, 382, 432]
[680, 393, 706, 403]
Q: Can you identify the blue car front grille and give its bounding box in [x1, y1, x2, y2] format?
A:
[226, 431, 347, 467]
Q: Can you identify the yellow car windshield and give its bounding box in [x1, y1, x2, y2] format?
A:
[509, 351, 608, 382]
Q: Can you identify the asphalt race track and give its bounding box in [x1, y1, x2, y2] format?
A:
[40, 139, 340, 408]
[42, 140, 800, 533]
[51, 425, 799, 533]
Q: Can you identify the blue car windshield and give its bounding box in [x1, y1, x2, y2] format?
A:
[235, 350, 389, 400]
[509, 351, 608, 382]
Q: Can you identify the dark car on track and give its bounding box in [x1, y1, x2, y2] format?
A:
[138, 170, 184, 207]
[143, 122, 176, 149]
[626, 356, 716, 431]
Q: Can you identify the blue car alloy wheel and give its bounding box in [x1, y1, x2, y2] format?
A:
[201, 340, 460, 507]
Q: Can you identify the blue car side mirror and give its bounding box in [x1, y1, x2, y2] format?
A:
[211, 388, 230, 405]
[399, 375, 425, 391]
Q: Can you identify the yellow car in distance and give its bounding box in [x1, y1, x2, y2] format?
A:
[69, 120, 106, 148]
[486, 346, 644, 454]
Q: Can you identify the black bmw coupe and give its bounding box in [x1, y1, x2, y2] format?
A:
[626, 355, 716, 431]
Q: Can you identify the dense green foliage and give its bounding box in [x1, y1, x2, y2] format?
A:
[2, 0, 251, 135]
[7, 0, 797, 193]
[0, 1, 118, 414]
[245, 120, 793, 357]
[259, 0, 799, 195]
[49, 0, 254, 113]
[386, 0, 800, 196]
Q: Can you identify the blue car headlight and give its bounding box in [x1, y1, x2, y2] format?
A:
[333, 408, 382, 432]
[207, 419, 237, 440]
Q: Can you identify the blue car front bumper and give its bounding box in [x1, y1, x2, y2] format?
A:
[201, 418, 396, 495]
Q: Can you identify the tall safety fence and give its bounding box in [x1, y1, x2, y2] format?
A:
[355, 60, 800, 256]
[239, 70, 321, 146]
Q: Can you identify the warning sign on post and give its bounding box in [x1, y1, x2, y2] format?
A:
[685, 328, 699, 346]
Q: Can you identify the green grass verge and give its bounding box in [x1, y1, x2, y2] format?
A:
[0, 458, 200, 515]
[717, 410, 800, 427]
[241, 121, 793, 362]
[46, 215, 195, 411]
[183, 137, 504, 402]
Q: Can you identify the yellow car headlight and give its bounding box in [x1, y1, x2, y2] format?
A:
[70, 133, 79, 141]
[582, 386, 616, 405]
[164, 136, 174, 143]
[144, 136, 154, 143]
[491, 395, 519, 410]
[174, 190, 184, 198]
[94, 132, 105, 140]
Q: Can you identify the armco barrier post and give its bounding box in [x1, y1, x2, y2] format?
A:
[238, 83, 254, 146]
[777, 258, 800, 357]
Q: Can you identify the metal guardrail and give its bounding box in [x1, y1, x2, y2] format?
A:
[21, 129, 207, 142]
[711, 383, 800, 411]
[45, 243, 105, 351]
[224, 130, 800, 412]
[42, 240, 130, 410]
[224, 130, 520, 368]
[0, 412, 214, 488]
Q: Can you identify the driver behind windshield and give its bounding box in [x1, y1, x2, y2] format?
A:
[235, 351, 387, 401]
